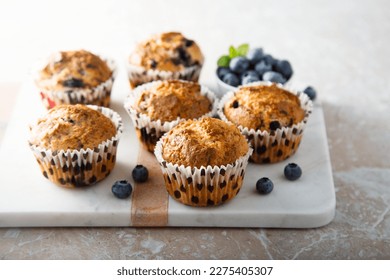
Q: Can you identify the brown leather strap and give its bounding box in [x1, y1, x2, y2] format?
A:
[131, 146, 169, 226]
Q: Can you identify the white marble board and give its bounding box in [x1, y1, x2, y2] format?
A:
[0, 69, 335, 228]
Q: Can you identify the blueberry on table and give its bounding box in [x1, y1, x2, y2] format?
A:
[112, 180, 133, 199]
[303, 86, 317, 100]
[284, 163, 302, 181]
[132, 164, 149, 183]
[229, 56, 250, 74]
[217, 67, 232, 79]
[274, 60, 293, 80]
[262, 71, 286, 84]
[255, 61, 272, 77]
[62, 78, 84, 88]
[256, 177, 274, 194]
[247, 48, 264, 65]
[222, 73, 240, 87]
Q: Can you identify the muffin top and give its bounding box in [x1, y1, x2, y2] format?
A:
[36, 50, 112, 91]
[29, 104, 116, 151]
[129, 32, 204, 71]
[161, 117, 249, 168]
[223, 84, 305, 131]
[134, 80, 212, 122]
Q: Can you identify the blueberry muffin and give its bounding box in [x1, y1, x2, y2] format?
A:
[127, 32, 204, 88]
[154, 117, 252, 207]
[28, 104, 123, 188]
[124, 79, 216, 152]
[218, 82, 312, 163]
[35, 50, 116, 109]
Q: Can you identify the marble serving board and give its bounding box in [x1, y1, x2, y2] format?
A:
[0, 72, 335, 228]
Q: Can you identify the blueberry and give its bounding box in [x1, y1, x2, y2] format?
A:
[185, 39, 194, 47]
[269, 120, 281, 131]
[262, 54, 276, 66]
[284, 163, 302, 181]
[217, 67, 232, 80]
[241, 70, 259, 80]
[63, 78, 84, 88]
[256, 177, 274, 194]
[132, 164, 149, 183]
[229, 56, 250, 74]
[242, 75, 260, 85]
[247, 48, 264, 64]
[222, 73, 240, 87]
[303, 86, 317, 100]
[112, 180, 132, 199]
[262, 71, 286, 84]
[150, 59, 157, 69]
[255, 61, 272, 77]
[274, 60, 293, 80]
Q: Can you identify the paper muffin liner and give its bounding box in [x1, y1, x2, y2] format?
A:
[35, 56, 117, 110]
[154, 135, 253, 207]
[127, 62, 202, 88]
[124, 80, 218, 152]
[28, 105, 123, 188]
[218, 81, 313, 163]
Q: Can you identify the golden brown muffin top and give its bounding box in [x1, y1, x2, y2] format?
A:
[37, 50, 112, 91]
[161, 117, 249, 168]
[223, 84, 305, 131]
[135, 80, 212, 122]
[29, 104, 116, 151]
[129, 32, 204, 71]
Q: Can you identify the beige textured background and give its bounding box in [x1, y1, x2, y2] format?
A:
[0, 0, 389, 259]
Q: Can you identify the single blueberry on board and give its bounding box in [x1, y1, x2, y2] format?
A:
[256, 177, 274, 194]
[303, 86, 317, 100]
[284, 163, 302, 181]
[112, 180, 133, 199]
[132, 165, 149, 183]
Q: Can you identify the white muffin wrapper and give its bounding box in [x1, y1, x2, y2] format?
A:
[127, 63, 202, 87]
[28, 105, 123, 188]
[217, 81, 313, 163]
[35, 55, 117, 109]
[123, 80, 218, 152]
[154, 134, 253, 207]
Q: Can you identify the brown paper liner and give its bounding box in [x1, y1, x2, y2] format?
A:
[124, 80, 217, 152]
[35, 56, 117, 109]
[218, 81, 313, 163]
[28, 105, 123, 188]
[154, 135, 253, 207]
[127, 63, 202, 88]
[131, 145, 169, 226]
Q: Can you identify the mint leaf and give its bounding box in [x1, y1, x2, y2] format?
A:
[217, 55, 231, 67]
[237, 44, 249, 56]
[229, 46, 239, 58]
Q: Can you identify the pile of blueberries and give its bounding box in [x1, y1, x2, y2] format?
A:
[217, 47, 317, 100]
[217, 48, 293, 87]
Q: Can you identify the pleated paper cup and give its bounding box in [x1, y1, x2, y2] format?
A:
[218, 81, 313, 163]
[127, 63, 202, 88]
[154, 135, 253, 207]
[124, 80, 217, 152]
[35, 56, 117, 110]
[28, 105, 123, 188]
